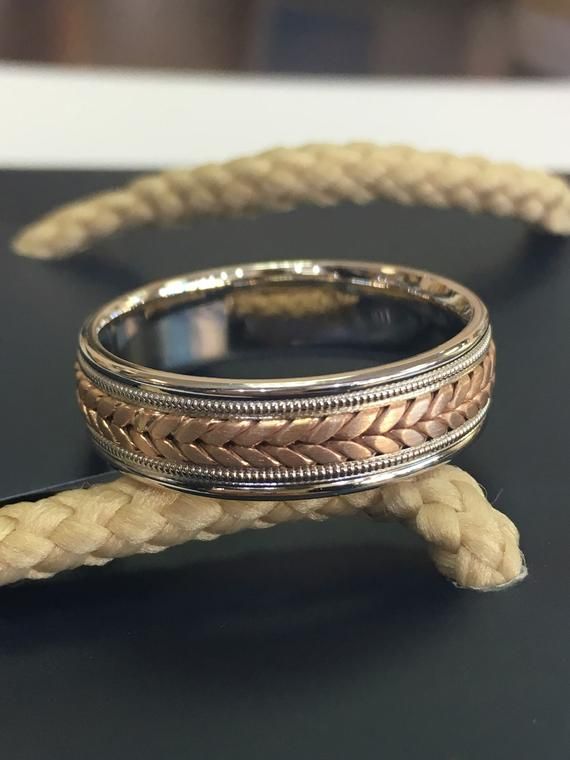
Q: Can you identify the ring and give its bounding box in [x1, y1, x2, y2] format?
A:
[77, 260, 495, 498]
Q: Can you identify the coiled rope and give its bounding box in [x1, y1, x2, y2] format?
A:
[13, 143, 570, 259]
[8, 141, 551, 588]
[0, 466, 524, 589]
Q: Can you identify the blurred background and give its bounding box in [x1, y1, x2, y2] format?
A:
[0, 0, 569, 77]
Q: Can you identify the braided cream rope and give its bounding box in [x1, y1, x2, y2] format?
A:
[12, 142, 570, 259]
[0, 465, 524, 589]
[6, 141, 535, 589]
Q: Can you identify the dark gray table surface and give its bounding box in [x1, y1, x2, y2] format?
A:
[0, 171, 568, 760]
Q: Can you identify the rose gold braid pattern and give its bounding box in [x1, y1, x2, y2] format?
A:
[77, 345, 494, 470]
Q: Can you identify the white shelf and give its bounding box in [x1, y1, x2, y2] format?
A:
[1, 63, 568, 171]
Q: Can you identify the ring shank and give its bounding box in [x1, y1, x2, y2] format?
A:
[77, 260, 493, 498]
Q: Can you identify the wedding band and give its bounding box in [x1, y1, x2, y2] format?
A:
[77, 260, 495, 498]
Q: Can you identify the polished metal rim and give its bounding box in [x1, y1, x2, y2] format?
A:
[78, 327, 491, 417]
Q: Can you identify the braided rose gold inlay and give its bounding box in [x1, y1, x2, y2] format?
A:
[77, 344, 495, 470]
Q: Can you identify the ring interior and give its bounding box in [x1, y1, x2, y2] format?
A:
[98, 279, 467, 380]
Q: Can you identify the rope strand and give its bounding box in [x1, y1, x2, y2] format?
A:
[12, 143, 570, 259]
[0, 465, 525, 589]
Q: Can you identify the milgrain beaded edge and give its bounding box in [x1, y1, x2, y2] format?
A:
[89, 402, 489, 488]
[78, 329, 492, 419]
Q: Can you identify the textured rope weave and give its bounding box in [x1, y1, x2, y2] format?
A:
[0, 465, 524, 589]
[6, 141, 533, 589]
[12, 142, 570, 259]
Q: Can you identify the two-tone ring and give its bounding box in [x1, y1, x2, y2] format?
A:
[77, 260, 495, 498]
